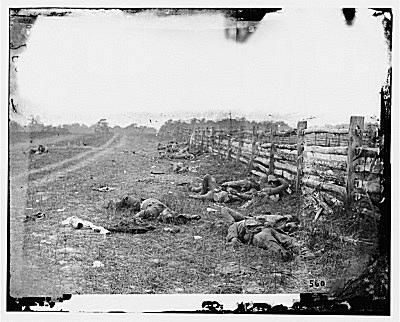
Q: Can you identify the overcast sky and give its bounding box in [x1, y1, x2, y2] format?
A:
[16, 8, 389, 128]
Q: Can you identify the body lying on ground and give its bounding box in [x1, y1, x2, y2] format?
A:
[103, 196, 201, 233]
[168, 147, 194, 160]
[106, 195, 141, 212]
[157, 141, 179, 153]
[240, 175, 290, 208]
[219, 205, 299, 232]
[158, 142, 194, 159]
[255, 213, 299, 233]
[28, 144, 49, 155]
[259, 174, 289, 198]
[134, 198, 200, 224]
[189, 173, 289, 203]
[226, 219, 298, 260]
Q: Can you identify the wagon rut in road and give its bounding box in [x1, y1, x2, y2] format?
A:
[11, 134, 124, 186]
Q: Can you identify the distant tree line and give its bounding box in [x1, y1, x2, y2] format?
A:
[112, 123, 157, 136]
[9, 117, 157, 136]
[157, 117, 292, 140]
[9, 118, 92, 135]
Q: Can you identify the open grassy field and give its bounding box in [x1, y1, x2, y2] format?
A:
[8, 132, 376, 297]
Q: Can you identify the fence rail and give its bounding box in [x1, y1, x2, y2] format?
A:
[184, 116, 381, 208]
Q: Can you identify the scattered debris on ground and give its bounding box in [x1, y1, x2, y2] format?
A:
[61, 216, 110, 235]
[172, 162, 189, 173]
[122, 150, 136, 154]
[106, 222, 156, 234]
[150, 169, 165, 175]
[11, 133, 381, 298]
[92, 260, 104, 268]
[163, 227, 181, 234]
[92, 185, 116, 192]
[24, 212, 46, 222]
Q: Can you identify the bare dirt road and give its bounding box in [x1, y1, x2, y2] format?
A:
[9, 133, 123, 296]
[9, 134, 80, 153]
[10, 133, 121, 183]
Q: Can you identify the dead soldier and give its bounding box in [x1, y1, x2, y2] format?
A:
[28, 144, 49, 155]
[189, 173, 289, 204]
[239, 174, 290, 209]
[106, 195, 141, 212]
[259, 174, 289, 201]
[188, 174, 259, 203]
[226, 218, 298, 261]
[133, 198, 200, 224]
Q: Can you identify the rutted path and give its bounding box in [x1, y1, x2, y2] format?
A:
[31, 134, 126, 187]
[11, 133, 121, 182]
[10, 134, 82, 153]
[8, 134, 126, 297]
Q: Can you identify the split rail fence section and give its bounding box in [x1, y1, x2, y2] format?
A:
[187, 116, 382, 207]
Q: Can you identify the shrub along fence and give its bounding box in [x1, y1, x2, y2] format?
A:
[186, 116, 382, 209]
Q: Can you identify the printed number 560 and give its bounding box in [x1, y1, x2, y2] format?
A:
[309, 279, 326, 288]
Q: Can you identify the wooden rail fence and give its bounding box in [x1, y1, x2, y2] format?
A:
[185, 116, 381, 208]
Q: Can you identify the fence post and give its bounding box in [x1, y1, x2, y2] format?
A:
[193, 128, 197, 150]
[269, 124, 277, 175]
[236, 126, 244, 165]
[189, 129, 193, 150]
[269, 124, 278, 174]
[205, 127, 209, 153]
[248, 125, 257, 170]
[209, 127, 212, 152]
[346, 116, 364, 207]
[218, 130, 222, 159]
[227, 130, 232, 161]
[191, 128, 195, 149]
[196, 128, 200, 150]
[211, 127, 215, 156]
[185, 128, 189, 145]
[200, 128, 204, 153]
[296, 121, 307, 192]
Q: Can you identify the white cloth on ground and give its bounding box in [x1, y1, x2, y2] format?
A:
[61, 216, 110, 235]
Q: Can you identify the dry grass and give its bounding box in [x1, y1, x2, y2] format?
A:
[9, 133, 377, 297]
